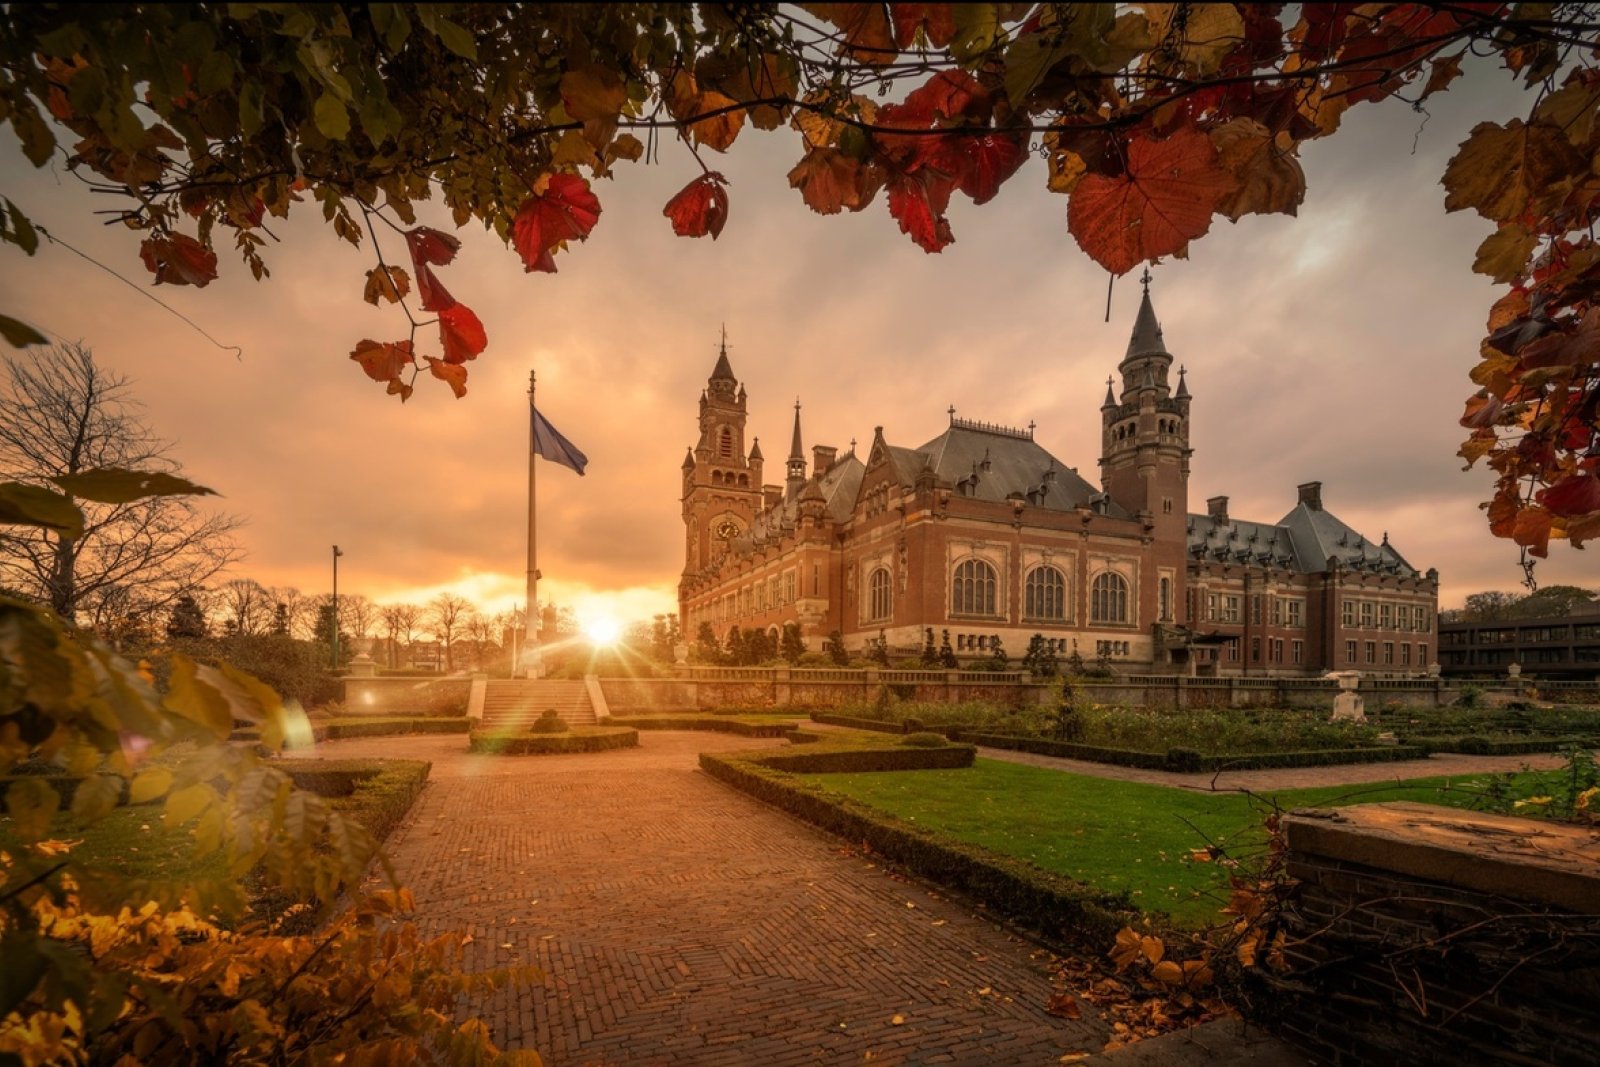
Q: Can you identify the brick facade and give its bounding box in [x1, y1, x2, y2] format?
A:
[680, 286, 1438, 675]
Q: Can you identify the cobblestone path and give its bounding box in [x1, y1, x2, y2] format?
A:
[314, 732, 1107, 1066]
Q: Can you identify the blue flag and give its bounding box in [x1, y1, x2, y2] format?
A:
[532, 405, 588, 475]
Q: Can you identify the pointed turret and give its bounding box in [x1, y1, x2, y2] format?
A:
[1175, 365, 1190, 399]
[1101, 376, 1117, 409]
[787, 399, 807, 486]
[681, 447, 695, 470]
[748, 437, 763, 461]
[1125, 280, 1167, 359]
[1116, 269, 1174, 400]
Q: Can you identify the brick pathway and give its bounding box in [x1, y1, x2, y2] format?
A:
[312, 732, 1108, 1066]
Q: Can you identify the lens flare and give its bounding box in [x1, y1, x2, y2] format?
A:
[584, 615, 622, 646]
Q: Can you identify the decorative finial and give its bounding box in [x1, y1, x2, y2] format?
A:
[1027, 420, 1036, 437]
[947, 404, 956, 420]
[1140, 266, 1152, 292]
[850, 437, 857, 452]
[720, 322, 728, 354]
[795, 396, 801, 411]
[528, 369, 536, 394]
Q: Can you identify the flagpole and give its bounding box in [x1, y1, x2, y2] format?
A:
[525, 369, 540, 678]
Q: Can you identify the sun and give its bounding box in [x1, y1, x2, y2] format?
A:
[583, 615, 622, 647]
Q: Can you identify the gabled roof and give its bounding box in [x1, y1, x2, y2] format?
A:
[913, 422, 1112, 514]
[1186, 501, 1422, 576]
[1277, 501, 1421, 576]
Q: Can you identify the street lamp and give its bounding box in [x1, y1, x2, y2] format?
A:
[332, 544, 344, 668]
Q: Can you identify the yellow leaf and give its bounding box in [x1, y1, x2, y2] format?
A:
[1442, 119, 1585, 222]
[1472, 225, 1536, 283]
[5, 777, 61, 840]
[362, 265, 410, 305]
[890, 1014, 905, 1025]
[1150, 960, 1183, 986]
[560, 66, 626, 122]
[688, 89, 745, 152]
[1142, 3, 1244, 76]
[129, 766, 174, 804]
[163, 782, 214, 829]
[1209, 119, 1306, 221]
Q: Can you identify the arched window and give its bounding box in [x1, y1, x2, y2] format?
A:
[1091, 572, 1129, 624]
[1024, 566, 1066, 621]
[718, 427, 733, 458]
[867, 568, 893, 622]
[951, 559, 997, 616]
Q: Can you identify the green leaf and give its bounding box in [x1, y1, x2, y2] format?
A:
[50, 468, 218, 504]
[950, 4, 1000, 64]
[163, 782, 215, 829]
[239, 80, 266, 137]
[0, 314, 48, 348]
[314, 92, 351, 140]
[69, 774, 122, 823]
[129, 766, 175, 804]
[4, 199, 39, 254]
[5, 777, 62, 840]
[0, 482, 85, 537]
[416, 6, 477, 59]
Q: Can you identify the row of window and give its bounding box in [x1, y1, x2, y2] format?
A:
[949, 561, 1133, 624]
[1341, 600, 1431, 632]
[1457, 623, 1600, 644]
[1344, 640, 1430, 666]
[1198, 593, 1306, 627]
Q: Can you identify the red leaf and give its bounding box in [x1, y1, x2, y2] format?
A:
[438, 303, 487, 364]
[512, 174, 602, 273]
[903, 70, 986, 122]
[663, 172, 730, 239]
[1068, 130, 1233, 275]
[891, 4, 956, 48]
[350, 339, 414, 382]
[138, 232, 218, 287]
[788, 149, 883, 214]
[887, 170, 954, 253]
[426, 356, 468, 398]
[404, 227, 461, 268]
[1540, 474, 1600, 517]
[953, 133, 1026, 205]
[416, 264, 456, 312]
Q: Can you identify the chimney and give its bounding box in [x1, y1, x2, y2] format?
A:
[1298, 481, 1323, 511]
[812, 445, 838, 474]
[1206, 495, 1229, 524]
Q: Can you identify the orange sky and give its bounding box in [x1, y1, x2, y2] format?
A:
[0, 59, 1591, 624]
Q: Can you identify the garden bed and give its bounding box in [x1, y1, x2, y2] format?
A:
[468, 726, 638, 754]
[1405, 734, 1600, 756]
[949, 731, 1430, 771]
[608, 715, 798, 737]
[308, 717, 471, 742]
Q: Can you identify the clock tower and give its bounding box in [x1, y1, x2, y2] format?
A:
[681, 333, 763, 579]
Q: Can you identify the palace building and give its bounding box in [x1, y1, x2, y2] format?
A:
[677, 282, 1439, 676]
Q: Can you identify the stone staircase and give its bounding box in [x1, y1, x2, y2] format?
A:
[478, 679, 597, 730]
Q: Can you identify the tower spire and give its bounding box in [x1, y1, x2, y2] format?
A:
[787, 398, 806, 485]
[709, 326, 736, 385]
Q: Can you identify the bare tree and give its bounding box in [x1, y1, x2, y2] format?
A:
[380, 602, 423, 668]
[0, 342, 243, 624]
[218, 578, 273, 636]
[426, 593, 471, 672]
[268, 586, 315, 639]
[339, 593, 376, 640]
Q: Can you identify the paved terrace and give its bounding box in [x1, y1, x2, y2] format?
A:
[315, 732, 1110, 1066]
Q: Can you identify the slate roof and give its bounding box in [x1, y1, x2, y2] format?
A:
[912, 422, 1118, 515]
[1187, 500, 1422, 576]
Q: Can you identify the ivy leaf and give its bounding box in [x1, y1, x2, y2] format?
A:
[438, 304, 487, 363]
[0, 315, 47, 347]
[350, 339, 414, 382]
[138, 232, 218, 287]
[1442, 119, 1585, 222]
[788, 148, 881, 215]
[663, 172, 730, 238]
[949, 4, 1000, 63]
[1068, 129, 1232, 275]
[1142, 2, 1245, 76]
[51, 468, 217, 503]
[511, 174, 602, 274]
[1209, 119, 1306, 221]
[426, 356, 468, 398]
[952, 133, 1025, 205]
[363, 265, 411, 305]
[886, 170, 955, 253]
[0, 482, 86, 537]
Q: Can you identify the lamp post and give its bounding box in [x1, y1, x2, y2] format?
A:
[332, 544, 344, 669]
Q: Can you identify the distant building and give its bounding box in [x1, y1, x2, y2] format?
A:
[677, 279, 1439, 676]
[1439, 604, 1600, 679]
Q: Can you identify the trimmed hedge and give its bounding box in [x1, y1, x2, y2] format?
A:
[951, 731, 1429, 772]
[737, 743, 975, 774]
[273, 758, 431, 845]
[809, 712, 905, 734]
[309, 717, 472, 742]
[608, 716, 797, 737]
[1405, 735, 1598, 756]
[700, 750, 1136, 953]
[469, 726, 638, 755]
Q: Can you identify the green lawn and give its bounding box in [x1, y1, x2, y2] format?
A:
[802, 758, 1521, 926]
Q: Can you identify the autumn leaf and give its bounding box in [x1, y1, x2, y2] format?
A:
[1150, 960, 1184, 987]
[1472, 225, 1537, 283]
[903, 69, 986, 122]
[1512, 504, 1554, 557]
[1068, 129, 1232, 275]
[788, 149, 881, 214]
[512, 174, 602, 273]
[404, 226, 461, 267]
[891, 4, 956, 48]
[1045, 993, 1082, 1019]
[416, 264, 456, 312]
[663, 172, 730, 238]
[803, 3, 897, 65]
[1540, 473, 1600, 517]
[1209, 119, 1306, 221]
[363, 265, 411, 305]
[1142, 3, 1245, 76]
[350, 339, 414, 382]
[426, 356, 468, 398]
[686, 89, 745, 152]
[139, 232, 218, 287]
[1422, 52, 1465, 99]
[886, 170, 954, 253]
[560, 66, 626, 121]
[1442, 119, 1585, 222]
[953, 133, 1026, 205]
[386, 377, 413, 402]
[438, 304, 487, 363]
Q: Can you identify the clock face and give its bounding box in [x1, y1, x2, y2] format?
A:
[715, 519, 740, 541]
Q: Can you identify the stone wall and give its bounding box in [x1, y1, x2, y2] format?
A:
[342, 676, 472, 716]
[1271, 803, 1600, 1067]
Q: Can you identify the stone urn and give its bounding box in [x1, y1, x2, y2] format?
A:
[1329, 670, 1366, 724]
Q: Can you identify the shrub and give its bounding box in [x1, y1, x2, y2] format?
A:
[900, 732, 948, 748]
[469, 726, 638, 754]
[1456, 683, 1484, 708]
[1165, 747, 1203, 773]
[530, 709, 569, 734]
